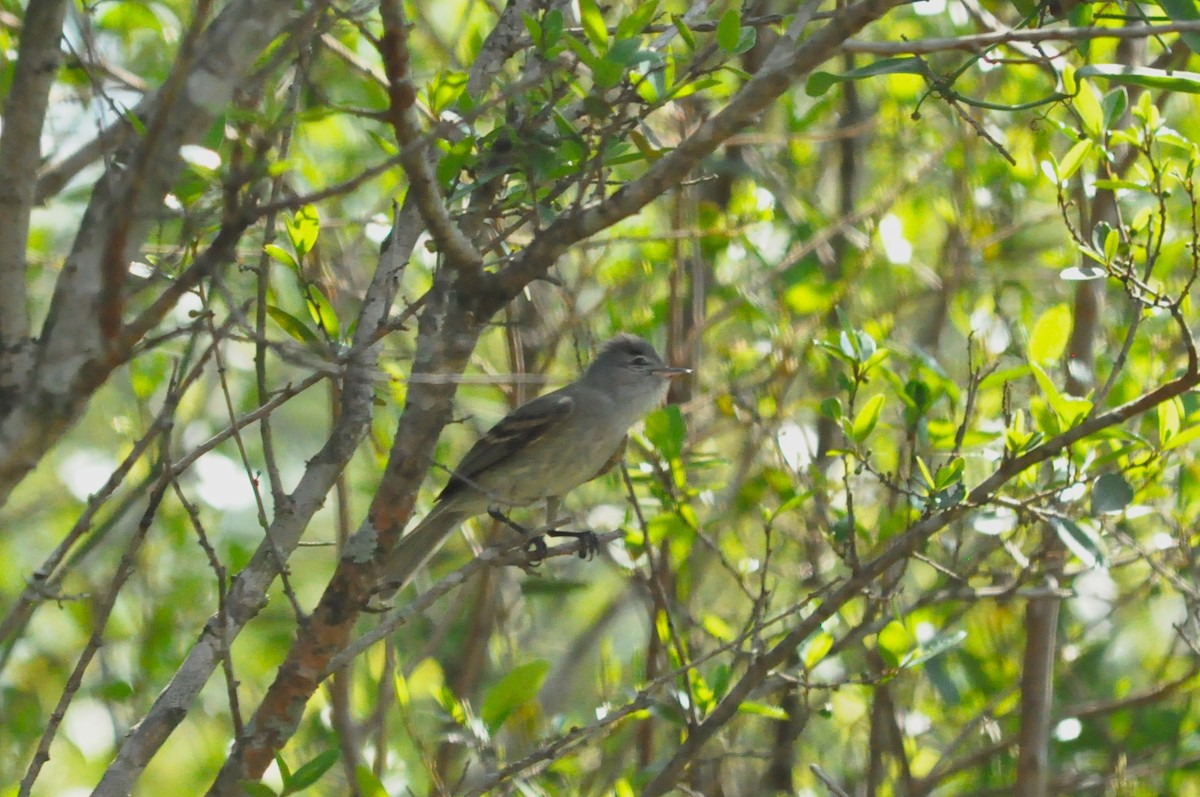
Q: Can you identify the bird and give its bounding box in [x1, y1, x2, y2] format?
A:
[378, 334, 690, 596]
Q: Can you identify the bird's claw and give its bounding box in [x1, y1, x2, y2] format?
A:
[547, 528, 601, 561]
[487, 507, 600, 564]
[524, 536, 549, 564]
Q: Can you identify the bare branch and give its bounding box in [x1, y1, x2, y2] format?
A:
[0, 0, 69, 413]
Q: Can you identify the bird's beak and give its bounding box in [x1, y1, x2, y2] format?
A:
[654, 366, 692, 378]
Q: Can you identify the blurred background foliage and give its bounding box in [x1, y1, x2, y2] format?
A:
[4, 0, 1200, 795]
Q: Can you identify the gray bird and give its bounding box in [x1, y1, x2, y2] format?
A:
[379, 334, 689, 595]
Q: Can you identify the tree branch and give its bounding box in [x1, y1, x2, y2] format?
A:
[638, 364, 1200, 796]
[377, 0, 484, 278]
[484, 0, 908, 313]
[0, 0, 69, 414]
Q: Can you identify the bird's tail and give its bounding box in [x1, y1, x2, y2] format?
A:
[377, 503, 468, 598]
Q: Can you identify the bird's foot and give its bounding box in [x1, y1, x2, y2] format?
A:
[487, 508, 600, 563]
[546, 528, 601, 561]
[488, 508, 549, 565]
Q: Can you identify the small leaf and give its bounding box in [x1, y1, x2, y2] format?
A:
[644, 404, 687, 460]
[1050, 517, 1107, 569]
[285, 205, 320, 258]
[1091, 220, 1114, 253]
[1031, 364, 1091, 426]
[306, 286, 341, 340]
[916, 456, 935, 489]
[803, 632, 834, 669]
[522, 11, 542, 46]
[1158, 397, 1183, 445]
[702, 614, 736, 642]
[285, 750, 340, 794]
[934, 457, 964, 490]
[1158, 0, 1200, 54]
[355, 765, 390, 797]
[716, 8, 741, 52]
[1073, 80, 1104, 140]
[1102, 87, 1128, 128]
[264, 243, 297, 270]
[240, 782, 278, 797]
[738, 701, 789, 720]
[877, 620, 912, 669]
[481, 660, 550, 731]
[1056, 139, 1093, 183]
[1162, 423, 1200, 451]
[671, 14, 696, 50]
[543, 9, 564, 48]
[1028, 303, 1072, 365]
[819, 397, 843, 420]
[851, 394, 886, 443]
[1091, 472, 1133, 515]
[268, 305, 319, 343]
[907, 629, 967, 668]
[616, 0, 659, 39]
[579, 0, 608, 49]
[806, 57, 927, 97]
[730, 26, 757, 54]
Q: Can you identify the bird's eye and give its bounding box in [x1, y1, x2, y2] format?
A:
[631, 355, 650, 366]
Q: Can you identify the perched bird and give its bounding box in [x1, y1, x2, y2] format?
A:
[379, 334, 689, 595]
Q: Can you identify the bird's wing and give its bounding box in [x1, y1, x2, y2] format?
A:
[437, 390, 575, 501]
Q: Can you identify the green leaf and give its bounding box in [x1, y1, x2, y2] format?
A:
[1102, 87, 1128, 128]
[1031, 364, 1091, 426]
[1055, 139, 1093, 183]
[267, 305, 319, 343]
[263, 243, 297, 270]
[616, 0, 659, 39]
[354, 765, 390, 797]
[1152, 0, 1200, 54]
[1028, 303, 1071, 365]
[702, 613, 736, 642]
[1073, 80, 1104, 140]
[644, 404, 687, 460]
[819, 397, 843, 420]
[1162, 423, 1200, 451]
[737, 701, 789, 720]
[802, 631, 834, 669]
[850, 394, 886, 443]
[806, 57, 927, 97]
[1091, 472, 1133, 515]
[1077, 64, 1200, 94]
[934, 457, 964, 490]
[285, 205, 319, 258]
[480, 660, 550, 731]
[907, 629, 967, 668]
[1158, 397, 1183, 445]
[671, 14, 696, 49]
[579, 0, 608, 49]
[522, 11, 542, 46]
[877, 620, 912, 669]
[306, 286, 341, 340]
[274, 753, 292, 786]
[240, 782, 279, 797]
[543, 8, 564, 49]
[915, 455, 935, 489]
[716, 8, 741, 52]
[284, 750, 339, 794]
[1049, 517, 1107, 569]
